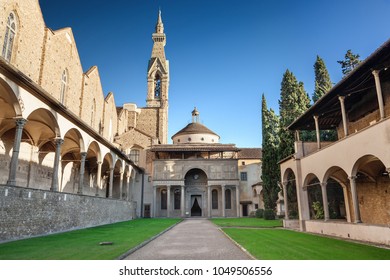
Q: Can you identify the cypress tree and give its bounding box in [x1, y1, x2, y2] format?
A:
[278, 70, 311, 160]
[261, 94, 280, 211]
[313, 55, 332, 103]
[337, 49, 361, 76]
[313, 56, 338, 141]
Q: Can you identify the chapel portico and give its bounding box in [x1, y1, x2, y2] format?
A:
[151, 109, 241, 218]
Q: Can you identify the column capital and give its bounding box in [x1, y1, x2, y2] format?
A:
[313, 115, 319, 120]
[53, 138, 64, 146]
[97, 161, 102, 165]
[372, 69, 381, 77]
[14, 117, 27, 127]
[338, 95, 346, 102]
[80, 152, 87, 157]
[320, 182, 327, 188]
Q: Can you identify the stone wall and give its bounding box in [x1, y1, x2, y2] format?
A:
[0, 185, 135, 242]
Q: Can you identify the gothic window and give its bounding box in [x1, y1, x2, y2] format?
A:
[225, 189, 231, 209]
[154, 74, 161, 99]
[129, 149, 140, 165]
[174, 189, 181, 210]
[2, 12, 17, 62]
[212, 189, 218, 209]
[161, 189, 167, 210]
[60, 69, 68, 104]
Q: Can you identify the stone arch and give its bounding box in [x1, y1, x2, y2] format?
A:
[184, 168, 208, 186]
[101, 153, 113, 198]
[322, 166, 350, 221]
[82, 141, 101, 196]
[112, 159, 123, 199]
[303, 173, 322, 220]
[282, 168, 298, 219]
[350, 154, 389, 225]
[20, 108, 60, 190]
[0, 78, 23, 184]
[60, 128, 85, 194]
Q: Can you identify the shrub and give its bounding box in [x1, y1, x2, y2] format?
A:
[249, 211, 256, 218]
[312, 201, 324, 219]
[288, 209, 298, 219]
[264, 209, 275, 220]
[255, 209, 264, 218]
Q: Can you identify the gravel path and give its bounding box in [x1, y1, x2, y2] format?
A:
[124, 218, 252, 260]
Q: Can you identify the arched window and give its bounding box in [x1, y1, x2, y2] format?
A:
[225, 189, 231, 209]
[154, 74, 161, 98]
[161, 189, 167, 210]
[60, 69, 68, 104]
[174, 189, 181, 210]
[212, 189, 218, 209]
[2, 12, 17, 62]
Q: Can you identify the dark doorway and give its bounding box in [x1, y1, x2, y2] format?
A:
[144, 204, 151, 218]
[243, 204, 248, 216]
[191, 196, 202, 216]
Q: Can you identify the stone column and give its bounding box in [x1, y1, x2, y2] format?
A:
[50, 138, 64, 192]
[77, 152, 87, 194]
[119, 171, 124, 200]
[207, 186, 212, 218]
[181, 185, 185, 217]
[95, 161, 102, 196]
[167, 185, 171, 218]
[236, 186, 240, 217]
[282, 182, 289, 219]
[320, 182, 330, 221]
[221, 185, 226, 217]
[338, 96, 349, 137]
[153, 186, 157, 218]
[342, 185, 352, 223]
[372, 70, 385, 120]
[313, 115, 321, 150]
[349, 176, 361, 223]
[7, 118, 27, 186]
[109, 167, 114, 198]
[126, 173, 131, 201]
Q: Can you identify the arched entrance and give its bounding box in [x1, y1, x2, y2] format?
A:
[185, 168, 208, 217]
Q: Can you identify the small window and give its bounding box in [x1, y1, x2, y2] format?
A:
[2, 12, 17, 62]
[201, 137, 204, 141]
[60, 69, 68, 104]
[240, 172, 248, 181]
[255, 204, 259, 209]
[188, 138, 191, 142]
[242, 161, 246, 165]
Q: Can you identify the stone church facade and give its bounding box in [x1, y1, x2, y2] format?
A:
[0, 0, 262, 242]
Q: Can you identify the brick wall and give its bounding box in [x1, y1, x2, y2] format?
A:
[0, 185, 135, 242]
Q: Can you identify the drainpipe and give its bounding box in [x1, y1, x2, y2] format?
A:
[140, 171, 145, 218]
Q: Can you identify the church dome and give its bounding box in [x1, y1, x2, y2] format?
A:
[172, 108, 220, 144]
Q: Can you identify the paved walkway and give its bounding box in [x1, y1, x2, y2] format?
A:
[124, 218, 252, 260]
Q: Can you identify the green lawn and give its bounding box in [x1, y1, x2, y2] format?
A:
[223, 228, 390, 260]
[0, 218, 181, 260]
[211, 217, 283, 228]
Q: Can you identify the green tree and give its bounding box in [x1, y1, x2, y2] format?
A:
[278, 70, 311, 160]
[337, 49, 361, 76]
[261, 94, 280, 211]
[313, 56, 337, 141]
[313, 55, 332, 103]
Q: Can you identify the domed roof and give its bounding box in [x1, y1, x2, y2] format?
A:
[172, 122, 219, 138]
[171, 108, 220, 144]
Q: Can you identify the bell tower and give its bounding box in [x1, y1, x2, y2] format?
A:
[146, 10, 169, 143]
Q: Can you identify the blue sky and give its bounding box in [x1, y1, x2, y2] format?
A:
[39, 0, 390, 148]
